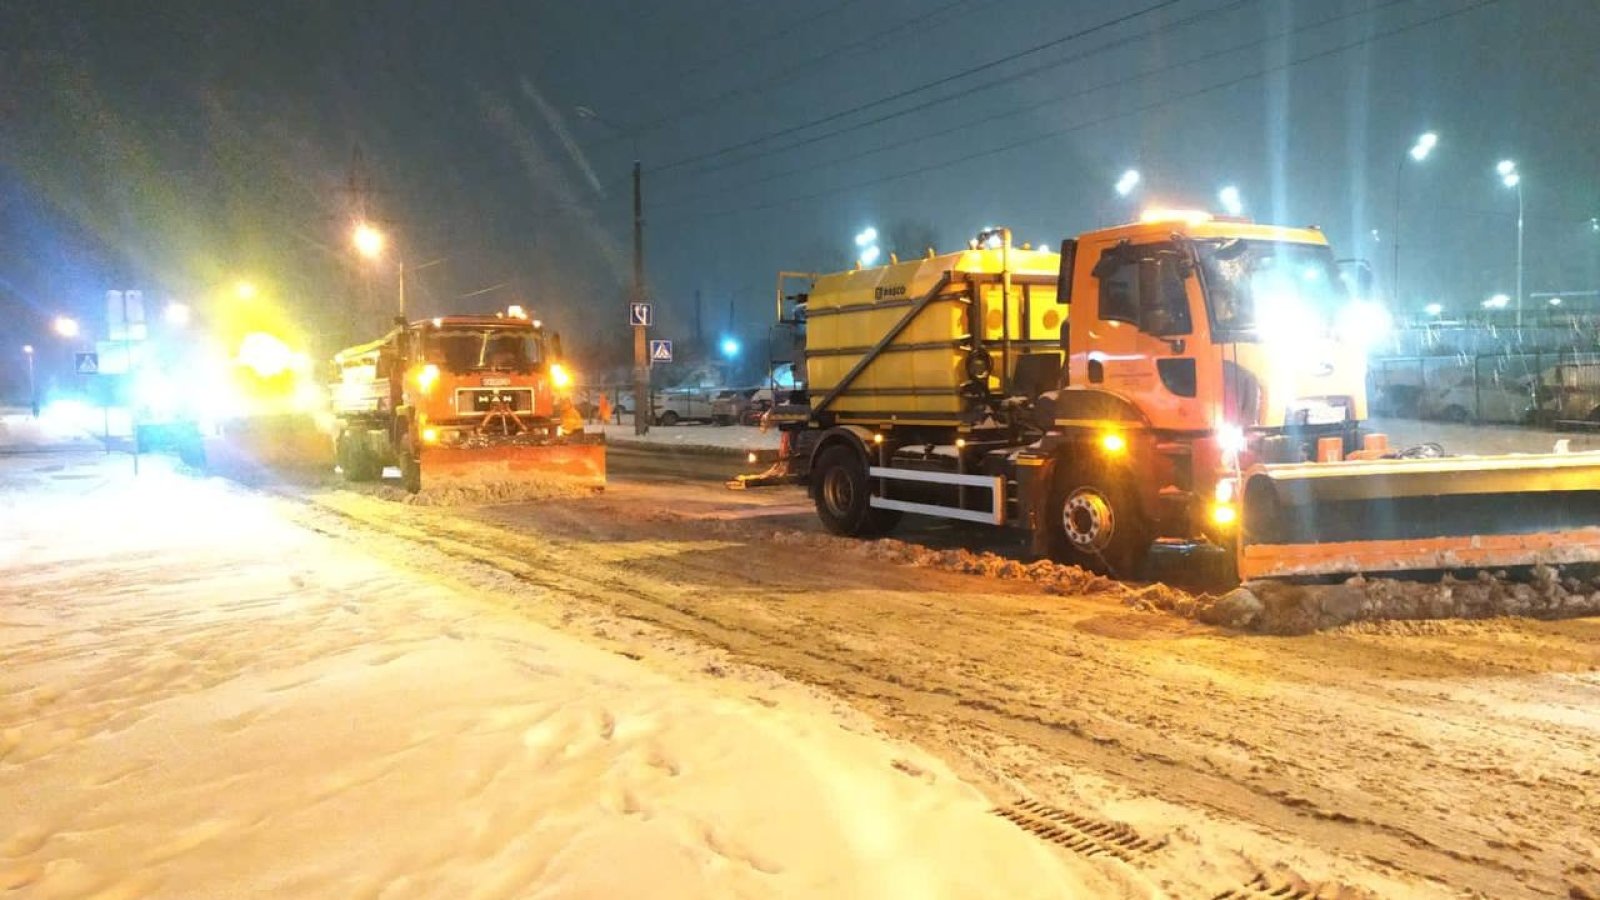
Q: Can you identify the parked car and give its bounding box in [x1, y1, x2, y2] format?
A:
[1531, 363, 1600, 426]
[711, 388, 759, 425]
[1416, 373, 1535, 424]
[739, 386, 792, 425]
[652, 386, 719, 426]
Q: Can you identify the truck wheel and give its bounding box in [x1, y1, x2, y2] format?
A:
[1046, 463, 1149, 578]
[659, 410, 680, 426]
[338, 431, 380, 483]
[812, 446, 901, 537]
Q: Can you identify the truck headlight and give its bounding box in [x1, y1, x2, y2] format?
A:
[1210, 503, 1238, 526]
[416, 363, 440, 393]
[550, 362, 573, 389]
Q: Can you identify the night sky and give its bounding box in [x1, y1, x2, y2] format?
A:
[2, 0, 1598, 392]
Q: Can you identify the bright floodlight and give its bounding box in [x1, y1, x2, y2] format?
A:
[1424, 303, 1443, 316]
[1496, 159, 1516, 176]
[1550, 297, 1564, 306]
[854, 227, 878, 247]
[1218, 185, 1243, 216]
[165, 303, 191, 326]
[1502, 172, 1521, 188]
[53, 316, 79, 338]
[22, 344, 33, 354]
[1484, 293, 1510, 309]
[234, 281, 257, 300]
[859, 245, 881, 266]
[1409, 131, 1438, 161]
[352, 222, 386, 259]
[721, 337, 740, 358]
[1114, 168, 1141, 197]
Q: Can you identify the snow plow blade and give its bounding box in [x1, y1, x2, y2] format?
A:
[417, 436, 605, 491]
[1239, 453, 1600, 580]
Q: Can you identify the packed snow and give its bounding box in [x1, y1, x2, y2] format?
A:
[0, 453, 1107, 898]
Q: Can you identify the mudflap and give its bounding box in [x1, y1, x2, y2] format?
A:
[1238, 452, 1600, 579]
[417, 437, 606, 492]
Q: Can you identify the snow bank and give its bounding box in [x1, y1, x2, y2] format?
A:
[0, 455, 1105, 898]
[760, 526, 1600, 635]
[342, 473, 600, 506]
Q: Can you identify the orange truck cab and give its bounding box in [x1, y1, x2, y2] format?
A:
[333, 312, 603, 492]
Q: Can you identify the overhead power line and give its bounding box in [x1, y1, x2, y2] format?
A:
[661, 0, 1504, 225]
[623, 0, 992, 140]
[666, 0, 1264, 186]
[647, 0, 1183, 174]
[652, 0, 1409, 207]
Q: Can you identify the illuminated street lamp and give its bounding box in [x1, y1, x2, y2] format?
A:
[1114, 168, 1140, 197]
[53, 316, 80, 339]
[234, 280, 257, 301]
[1424, 303, 1443, 317]
[351, 222, 414, 318]
[1483, 293, 1510, 310]
[1392, 131, 1438, 309]
[352, 222, 386, 260]
[854, 226, 880, 268]
[720, 337, 740, 358]
[1217, 185, 1243, 216]
[164, 302, 191, 326]
[1495, 160, 1525, 325]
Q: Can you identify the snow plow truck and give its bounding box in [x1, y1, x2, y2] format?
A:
[332, 310, 603, 492]
[734, 212, 1600, 582]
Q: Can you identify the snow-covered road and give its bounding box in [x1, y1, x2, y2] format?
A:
[0, 453, 1106, 898]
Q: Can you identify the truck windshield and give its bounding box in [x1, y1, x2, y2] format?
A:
[423, 329, 542, 373]
[1196, 240, 1348, 338]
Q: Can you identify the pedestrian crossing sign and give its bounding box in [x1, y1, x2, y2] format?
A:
[649, 340, 672, 363]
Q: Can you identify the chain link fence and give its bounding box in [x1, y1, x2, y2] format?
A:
[1369, 349, 1600, 426]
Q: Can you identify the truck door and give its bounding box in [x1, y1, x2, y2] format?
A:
[1079, 241, 1206, 430]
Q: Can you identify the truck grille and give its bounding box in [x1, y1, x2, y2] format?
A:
[456, 388, 535, 414]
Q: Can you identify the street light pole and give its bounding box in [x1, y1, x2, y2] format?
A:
[1497, 160, 1525, 327]
[1393, 132, 1437, 309]
[632, 160, 649, 437]
[1515, 179, 1525, 327]
[22, 345, 35, 417]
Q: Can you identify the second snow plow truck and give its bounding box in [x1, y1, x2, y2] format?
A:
[735, 212, 1600, 582]
[332, 310, 603, 493]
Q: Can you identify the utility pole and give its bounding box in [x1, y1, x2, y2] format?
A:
[632, 161, 649, 436]
[694, 289, 704, 352]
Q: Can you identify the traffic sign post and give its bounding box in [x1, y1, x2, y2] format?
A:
[649, 340, 673, 363]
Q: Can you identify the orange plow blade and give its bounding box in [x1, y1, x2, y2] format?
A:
[1238, 452, 1600, 580]
[417, 437, 606, 491]
[201, 415, 335, 482]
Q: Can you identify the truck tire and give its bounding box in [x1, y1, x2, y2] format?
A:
[1045, 461, 1149, 579]
[812, 445, 901, 537]
[338, 431, 380, 483]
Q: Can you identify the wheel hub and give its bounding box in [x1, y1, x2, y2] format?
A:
[823, 466, 855, 515]
[1062, 489, 1114, 551]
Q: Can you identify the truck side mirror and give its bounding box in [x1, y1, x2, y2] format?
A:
[550, 332, 564, 361]
[1055, 239, 1077, 307]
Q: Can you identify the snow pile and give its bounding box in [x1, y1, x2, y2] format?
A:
[1125, 566, 1600, 635]
[344, 475, 599, 506]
